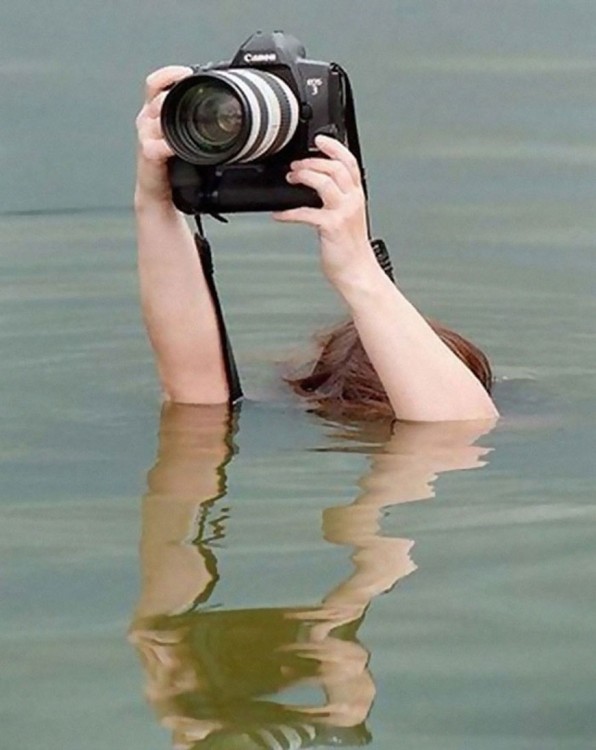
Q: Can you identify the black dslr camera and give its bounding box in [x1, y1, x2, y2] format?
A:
[161, 31, 353, 215]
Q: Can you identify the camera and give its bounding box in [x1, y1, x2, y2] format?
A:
[161, 31, 351, 215]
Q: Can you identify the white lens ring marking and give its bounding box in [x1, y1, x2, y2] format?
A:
[248, 70, 300, 156]
[230, 70, 281, 162]
[228, 69, 299, 162]
[215, 71, 263, 163]
[266, 74, 300, 152]
[265, 74, 300, 154]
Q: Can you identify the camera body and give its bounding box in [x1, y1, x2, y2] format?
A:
[163, 31, 348, 215]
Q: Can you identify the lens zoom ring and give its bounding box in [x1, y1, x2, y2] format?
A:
[227, 71, 270, 162]
[262, 73, 296, 156]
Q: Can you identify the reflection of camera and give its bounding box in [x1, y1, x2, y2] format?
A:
[161, 31, 351, 215]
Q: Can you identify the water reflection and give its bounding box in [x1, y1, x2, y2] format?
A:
[129, 404, 494, 749]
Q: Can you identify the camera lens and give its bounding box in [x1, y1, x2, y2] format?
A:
[180, 83, 244, 152]
[162, 70, 299, 166]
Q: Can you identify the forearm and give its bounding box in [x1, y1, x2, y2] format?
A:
[136, 195, 228, 403]
[337, 261, 499, 422]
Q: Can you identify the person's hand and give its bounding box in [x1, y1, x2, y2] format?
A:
[272, 135, 380, 293]
[134, 66, 192, 209]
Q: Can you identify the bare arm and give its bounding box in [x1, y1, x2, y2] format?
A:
[135, 67, 228, 404]
[340, 267, 498, 421]
[274, 135, 499, 422]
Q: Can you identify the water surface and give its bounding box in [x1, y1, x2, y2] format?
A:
[1, 208, 594, 749]
[1, 1, 596, 748]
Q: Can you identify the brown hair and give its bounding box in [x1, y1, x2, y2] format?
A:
[286, 318, 493, 420]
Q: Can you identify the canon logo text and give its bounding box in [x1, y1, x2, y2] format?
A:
[243, 52, 277, 63]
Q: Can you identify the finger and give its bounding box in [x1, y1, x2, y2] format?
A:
[272, 207, 324, 226]
[139, 117, 165, 143]
[137, 90, 177, 143]
[136, 108, 165, 141]
[287, 169, 343, 208]
[136, 94, 167, 136]
[290, 157, 353, 193]
[140, 136, 175, 162]
[314, 135, 361, 186]
[146, 90, 169, 120]
[144, 65, 193, 103]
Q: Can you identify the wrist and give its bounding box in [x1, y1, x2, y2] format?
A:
[134, 184, 176, 216]
[331, 247, 394, 305]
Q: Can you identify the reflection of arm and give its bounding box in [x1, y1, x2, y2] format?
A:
[130, 414, 495, 747]
[309, 419, 495, 632]
[280, 419, 494, 733]
[134, 403, 234, 619]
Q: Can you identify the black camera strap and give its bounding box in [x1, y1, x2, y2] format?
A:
[194, 215, 243, 404]
[332, 64, 395, 282]
[331, 65, 367, 192]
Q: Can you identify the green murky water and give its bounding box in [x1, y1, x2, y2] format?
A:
[1, 2, 595, 748]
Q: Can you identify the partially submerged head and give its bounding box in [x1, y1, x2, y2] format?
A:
[286, 318, 493, 421]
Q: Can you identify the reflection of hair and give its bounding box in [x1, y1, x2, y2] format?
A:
[286, 318, 493, 420]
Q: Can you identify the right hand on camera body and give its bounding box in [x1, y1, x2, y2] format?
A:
[135, 66, 193, 209]
[274, 134, 380, 296]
